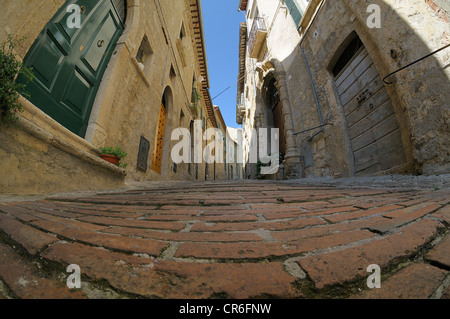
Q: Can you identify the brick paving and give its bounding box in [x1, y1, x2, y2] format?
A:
[0, 180, 448, 299]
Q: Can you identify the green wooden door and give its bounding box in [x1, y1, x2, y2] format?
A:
[18, 0, 125, 137]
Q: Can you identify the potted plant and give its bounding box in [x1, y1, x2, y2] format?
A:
[99, 146, 128, 168]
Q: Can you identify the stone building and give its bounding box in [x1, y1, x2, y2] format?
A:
[0, 0, 218, 194]
[237, 0, 450, 179]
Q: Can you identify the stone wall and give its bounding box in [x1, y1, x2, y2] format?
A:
[0, 117, 126, 195]
[239, 0, 449, 178]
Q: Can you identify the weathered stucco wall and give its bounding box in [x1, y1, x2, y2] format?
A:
[0, 119, 126, 195]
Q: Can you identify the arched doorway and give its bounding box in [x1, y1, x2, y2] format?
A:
[151, 87, 172, 175]
[263, 77, 286, 158]
[17, 0, 126, 137]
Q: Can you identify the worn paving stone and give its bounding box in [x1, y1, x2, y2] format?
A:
[103, 226, 262, 242]
[0, 214, 57, 254]
[14, 203, 83, 219]
[425, 233, 450, 269]
[0, 241, 85, 299]
[431, 205, 450, 224]
[0, 181, 448, 299]
[0, 203, 43, 222]
[191, 216, 326, 232]
[76, 215, 187, 231]
[442, 285, 450, 299]
[31, 219, 168, 256]
[175, 230, 375, 259]
[353, 263, 447, 299]
[263, 206, 359, 220]
[324, 204, 403, 223]
[42, 242, 299, 299]
[32, 212, 109, 232]
[298, 219, 443, 289]
[367, 204, 443, 234]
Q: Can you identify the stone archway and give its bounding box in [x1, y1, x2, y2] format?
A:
[256, 59, 301, 179]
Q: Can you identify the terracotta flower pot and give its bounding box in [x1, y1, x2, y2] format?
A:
[101, 154, 120, 165]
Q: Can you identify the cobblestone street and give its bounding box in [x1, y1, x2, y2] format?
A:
[0, 179, 449, 299]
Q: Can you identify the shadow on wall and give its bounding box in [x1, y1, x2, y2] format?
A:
[247, 0, 449, 179]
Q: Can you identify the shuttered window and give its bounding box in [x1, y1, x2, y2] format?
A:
[285, 0, 303, 28]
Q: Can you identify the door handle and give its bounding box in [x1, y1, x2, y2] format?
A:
[97, 40, 105, 48]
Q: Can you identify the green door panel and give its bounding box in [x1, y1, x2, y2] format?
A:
[17, 0, 124, 137]
[84, 13, 118, 72]
[62, 69, 92, 113]
[25, 34, 66, 91]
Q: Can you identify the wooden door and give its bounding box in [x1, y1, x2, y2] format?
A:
[272, 101, 286, 156]
[17, 0, 125, 137]
[151, 103, 166, 175]
[335, 47, 406, 176]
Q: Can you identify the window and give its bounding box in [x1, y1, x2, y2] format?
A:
[331, 34, 363, 77]
[179, 110, 185, 127]
[285, 0, 304, 28]
[191, 75, 201, 114]
[177, 22, 187, 67]
[136, 35, 153, 73]
[224, 137, 227, 170]
[170, 65, 176, 82]
[200, 108, 205, 130]
[180, 22, 186, 41]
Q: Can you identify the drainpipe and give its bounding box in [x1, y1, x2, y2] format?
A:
[298, 0, 326, 140]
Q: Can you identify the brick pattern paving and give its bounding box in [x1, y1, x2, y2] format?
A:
[0, 181, 448, 299]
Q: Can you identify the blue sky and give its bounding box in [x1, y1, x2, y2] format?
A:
[202, 0, 246, 129]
